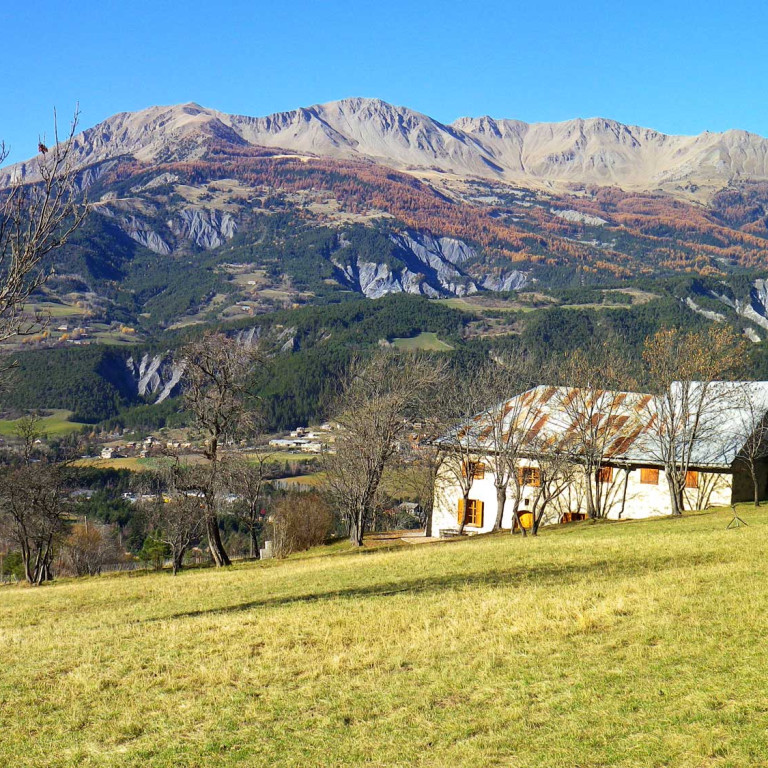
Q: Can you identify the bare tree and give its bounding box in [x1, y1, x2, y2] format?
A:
[727, 381, 768, 507]
[526, 437, 579, 535]
[641, 325, 746, 515]
[225, 453, 276, 558]
[0, 462, 70, 584]
[270, 491, 332, 558]
[135, 468, 204, 575]
[554, 339, 635, 519]
[476, 356, 543, 533]
[13, 410, 45, 464]
[177, 332, 261, 566]
[434, 364, 495, 535]
[0, 110, 86, 374]
[396, 437, 444, 537]
[323, 351, 444, 546]
[60, 521, 124, 577]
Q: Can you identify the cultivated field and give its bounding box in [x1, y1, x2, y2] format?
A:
[2, 507, 768, 766]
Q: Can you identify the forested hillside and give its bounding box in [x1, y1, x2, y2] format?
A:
[6, 289, 768, 431]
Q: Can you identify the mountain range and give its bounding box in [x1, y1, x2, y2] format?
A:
[2, 97, 768, 341]
[6, 97, 768, 199]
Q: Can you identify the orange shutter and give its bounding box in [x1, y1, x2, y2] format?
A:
[685, 471, 698, 488]
[473, 463, 485, 480]
[640, 468, 659, 485]
[597, 466, 613, 483]
[457, 498, 466, 524]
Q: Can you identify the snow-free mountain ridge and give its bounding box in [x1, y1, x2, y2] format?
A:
[4, 98, 768, 199]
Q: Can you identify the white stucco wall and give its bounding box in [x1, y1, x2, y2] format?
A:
[432, 455, 734, 535]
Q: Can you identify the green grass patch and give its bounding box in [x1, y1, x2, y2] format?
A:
[0, 409, 83, 437]
[391, 331, 454, 351]
[3, 506, 768, 765]
[23, 302, 87, 319]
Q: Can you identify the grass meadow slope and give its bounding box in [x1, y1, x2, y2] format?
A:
[2, 507, 768, 767]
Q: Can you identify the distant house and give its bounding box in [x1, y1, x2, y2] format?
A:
[432, 382, 768, 535]
[100, 447, 124, 460]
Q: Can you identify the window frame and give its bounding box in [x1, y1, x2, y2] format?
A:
[518, 466, 541, 487]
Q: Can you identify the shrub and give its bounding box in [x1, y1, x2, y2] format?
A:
[270, 492, 332, 558]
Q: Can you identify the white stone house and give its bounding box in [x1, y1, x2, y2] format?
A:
[432, 382, 768, 535]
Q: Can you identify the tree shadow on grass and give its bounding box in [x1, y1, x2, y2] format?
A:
[146, 547, 731, 625]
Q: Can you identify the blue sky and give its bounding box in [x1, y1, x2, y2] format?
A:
[1, 0, 766, 164]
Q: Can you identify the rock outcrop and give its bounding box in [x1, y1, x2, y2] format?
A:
[169, 208, 237, 249]
[333, 230, 528, 298]
[125, 353, 184, 403]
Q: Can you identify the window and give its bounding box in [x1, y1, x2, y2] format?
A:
[685, 471, 699, 489]
[597, 466, 613, 483]
[518, 466, 541, 487]
[640, 468, 659, 485]
[457, 499, 484, 527]
[461, 461, 485, 480]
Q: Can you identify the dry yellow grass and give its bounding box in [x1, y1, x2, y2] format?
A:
[2, 506, 768, 766]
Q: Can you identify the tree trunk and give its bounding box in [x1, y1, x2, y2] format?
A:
[618, 468, 630, 519]
[349, 512, 364, 547]
[424, 504, 433, 537]
[510, 496, 526, 537]
[250, 528, 260, 559]
[584, 469, 597, 519]
[206, 514, 231, 566]
[457, 491, 470, 535]
[749, 466, 760, 507]
[666, 473, 683, 516]
[493, 484, 507, 531]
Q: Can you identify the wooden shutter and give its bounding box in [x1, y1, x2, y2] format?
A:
[640, 468, 659, 485]
[463, 461, 485, 479]
[597, 466, 613, 483]
[457, 498, 466, 524]
[685, 471, 699, 489]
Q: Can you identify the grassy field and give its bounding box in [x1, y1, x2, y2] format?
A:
[72, 456, 167, 471]
[75, 452, 319, 473]
[2, 506, 768, 766]
[391, 331, 454, 351]
[0, 409, 84, 437]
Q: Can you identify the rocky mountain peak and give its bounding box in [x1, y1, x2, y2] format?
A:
[4, 98, 768, 200]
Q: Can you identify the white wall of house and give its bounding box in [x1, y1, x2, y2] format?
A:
[432, 455, 734, 536]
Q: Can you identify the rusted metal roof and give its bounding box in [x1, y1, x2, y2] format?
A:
[437, 382, 768, 469]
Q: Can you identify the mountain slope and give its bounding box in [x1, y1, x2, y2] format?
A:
[3, 98, 768, 341]
[5, 98, 768, 198]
